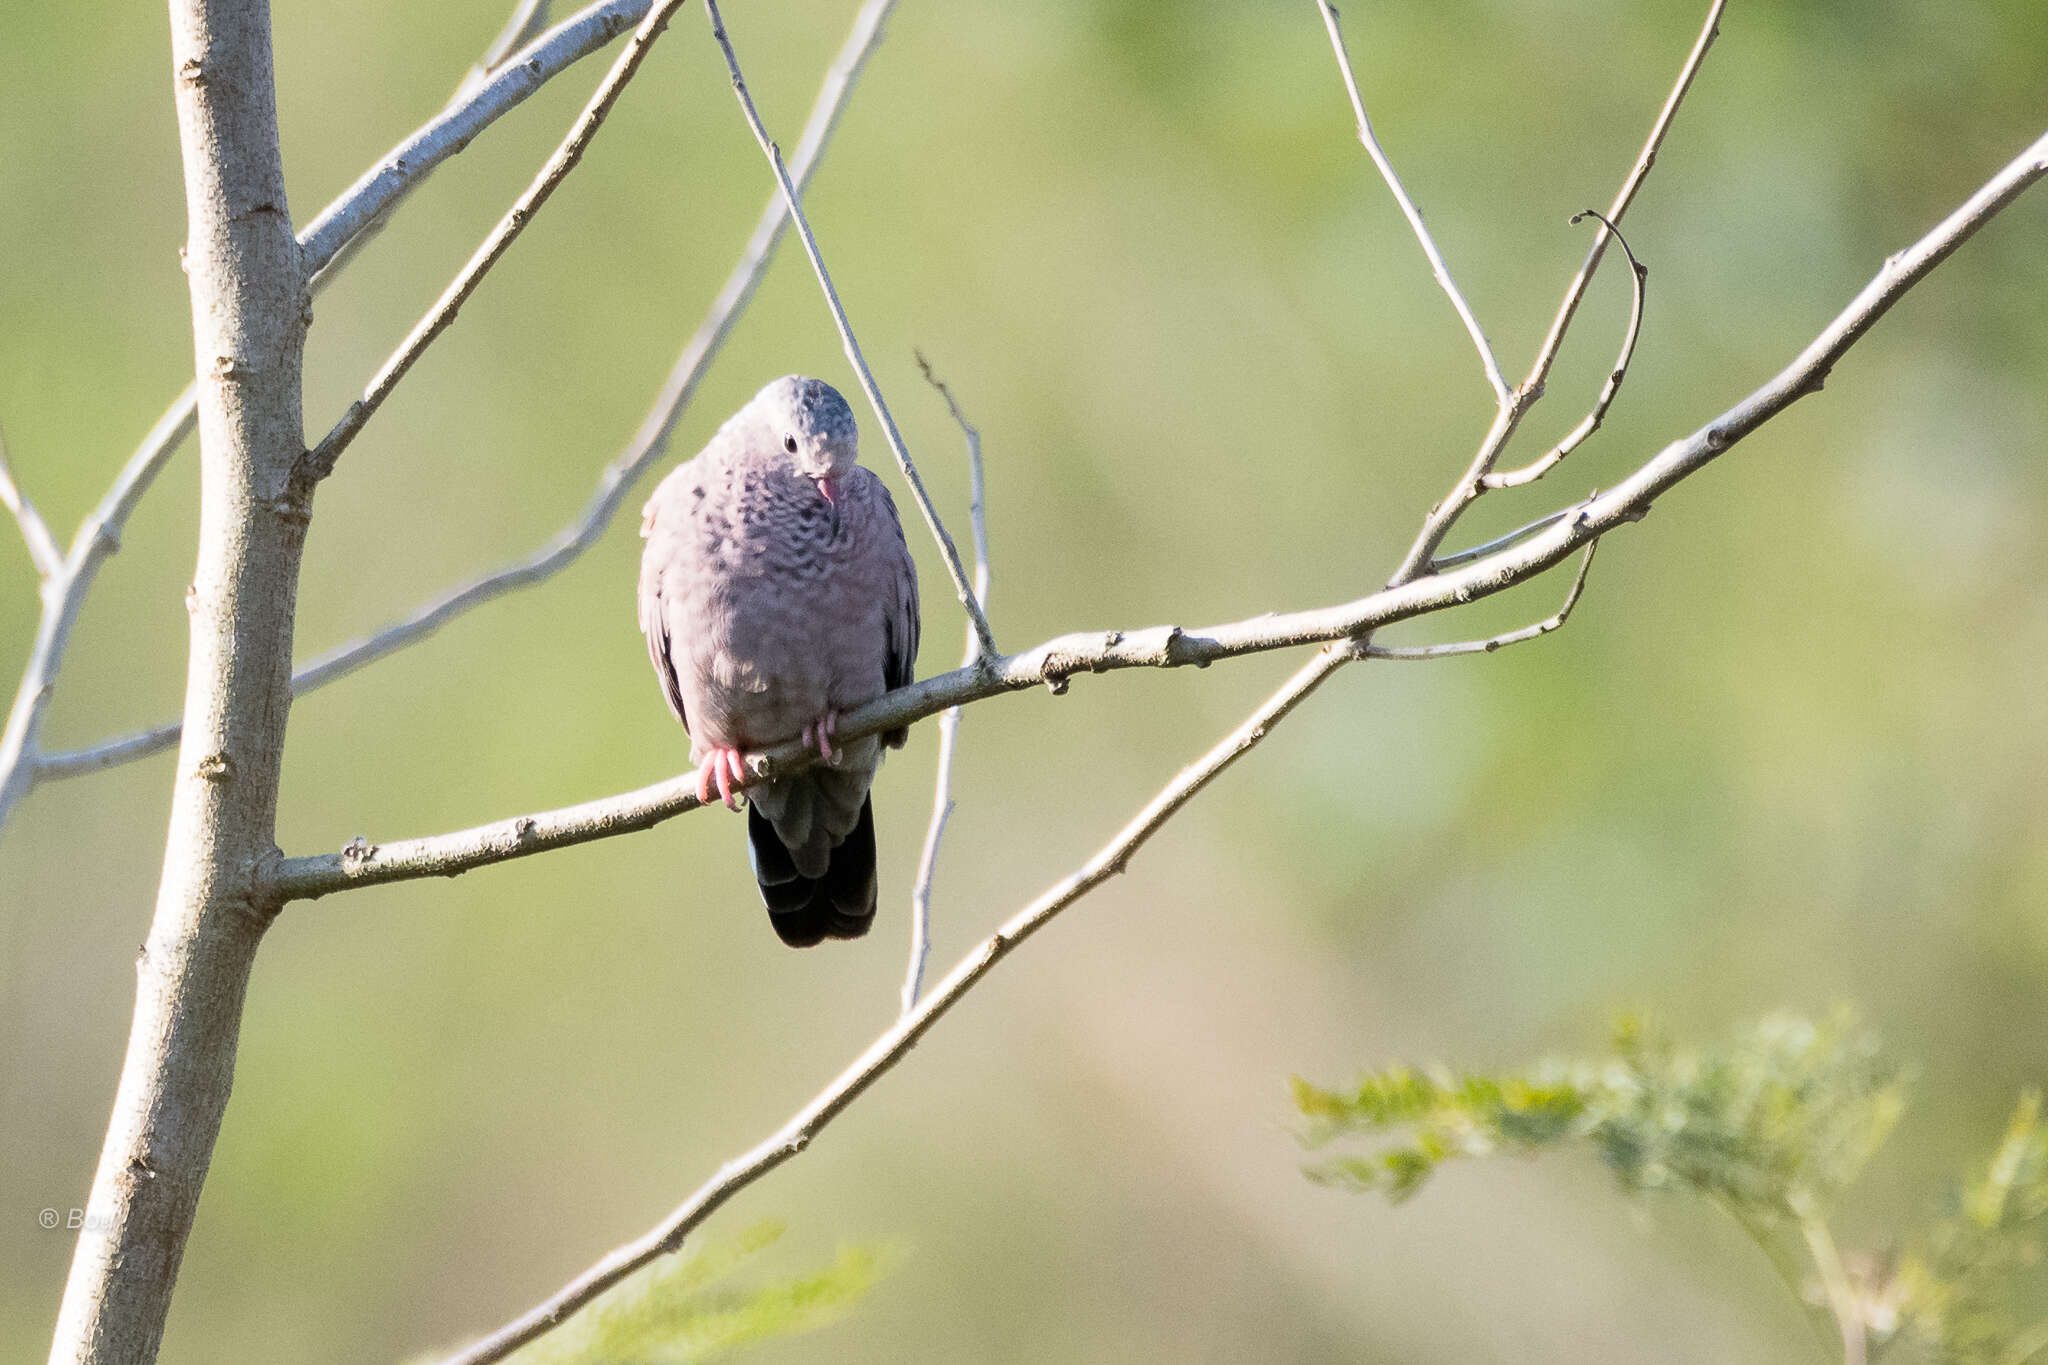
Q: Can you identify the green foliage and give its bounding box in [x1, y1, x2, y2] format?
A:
[1895, 1093, 2048, 1364]
[1293, 1009, 1905, 1216]
[485, 1222, 893, 1365]
[1295, 1012, 2048, 1364]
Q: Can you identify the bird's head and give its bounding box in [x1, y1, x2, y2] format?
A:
[755, 374, 859, 507]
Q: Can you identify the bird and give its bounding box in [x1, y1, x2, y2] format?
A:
[638, 375, 920, 947]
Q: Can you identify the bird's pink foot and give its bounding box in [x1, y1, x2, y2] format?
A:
[801, 711, 842, 765]
[694, 746, 748, 809]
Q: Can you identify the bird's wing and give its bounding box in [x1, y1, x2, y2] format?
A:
[875, 481, 920, 744]
[638, 467, 695, 733]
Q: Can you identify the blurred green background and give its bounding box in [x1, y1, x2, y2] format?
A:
[4, 0, 2047, 1360]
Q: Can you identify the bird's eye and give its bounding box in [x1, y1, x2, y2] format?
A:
[783, 434, 798, 454]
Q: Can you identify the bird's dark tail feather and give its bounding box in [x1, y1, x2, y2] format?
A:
[746, 797, 877, 947]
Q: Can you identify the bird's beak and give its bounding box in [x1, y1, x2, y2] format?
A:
[814, 475, 838, 507]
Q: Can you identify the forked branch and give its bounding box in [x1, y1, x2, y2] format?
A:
[1385, 0, 1727, 582]
[3, 0, 657, 819]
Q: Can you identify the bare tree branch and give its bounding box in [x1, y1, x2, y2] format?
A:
[300, 0, 693, 487]
[0, 426, 63, 580]
[703, 0, 999, 662]
[298, 0, 652, 283]
[31, 720, 180, 783]
[1386, 0, 1726, 583]
[1522, 0, 1725, 410]
[430, 641, 1354, 1365]
[0, 392, 191, 826]
[3, 0, 656, 817]
[35, 0, 900, 787]
[1315, 0, 1507, 405]
[1482, 211, 1647, 490]
[903, 354, 991, 1015]
[1366, 541, 1596, 659]
[268, 125, 2048, 903]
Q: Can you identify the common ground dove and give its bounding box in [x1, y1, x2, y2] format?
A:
[638, 375, 921, 946]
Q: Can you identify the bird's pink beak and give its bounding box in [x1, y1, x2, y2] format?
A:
[815, 475, 839, 507]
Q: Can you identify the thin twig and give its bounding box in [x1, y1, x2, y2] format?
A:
[1428, 498, 1587, 571]
[1315, 0, 1507, 406]
[38, 0, 899, 785]
[0, 426, 63, 580]
[917, 356, 992, 617]
[462, 0, 555, 95]
[902, 354, 990, 1015]
[300, 0, 694, 487]
[703, 0, 998, 662]
[1713, 1195, 1844, 1364]
[268, 123, 2048, 902]
[306, 0, 650, 293]
[1385, 0, 1726, 582]
[0, 397, 192, 826]
[1795, 1203, 1868, 1365]
[1365, 541, 1595, 659]
[1522, 0, 1724, 408]
[430, 643, 1353, 1365]
[1483, 212, 1647, 489]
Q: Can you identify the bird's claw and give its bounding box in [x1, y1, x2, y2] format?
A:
[801, 711, 841, 765]
[695, 747, 748, 810]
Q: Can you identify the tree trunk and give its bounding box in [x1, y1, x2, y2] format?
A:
[48, 1, 308, 1360]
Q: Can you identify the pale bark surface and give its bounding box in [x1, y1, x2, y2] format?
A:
[47, 0, 309, 1359]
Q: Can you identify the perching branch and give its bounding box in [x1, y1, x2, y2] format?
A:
[1315, 0, 1507, 406]
[902, 354, 991, 1015]
[269, 124, 2048, 903]
[431, 641, 1354, 1365]
[1385, 0, 1725, 583]
[300, 0, 694, 487]
[35, 0, 899, 786]
[703, 0, 999, 663]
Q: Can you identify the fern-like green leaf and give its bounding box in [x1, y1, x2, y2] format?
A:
[485, 1222, 894, 1365]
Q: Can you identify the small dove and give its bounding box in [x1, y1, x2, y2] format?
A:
[638, 375, 921, 946]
